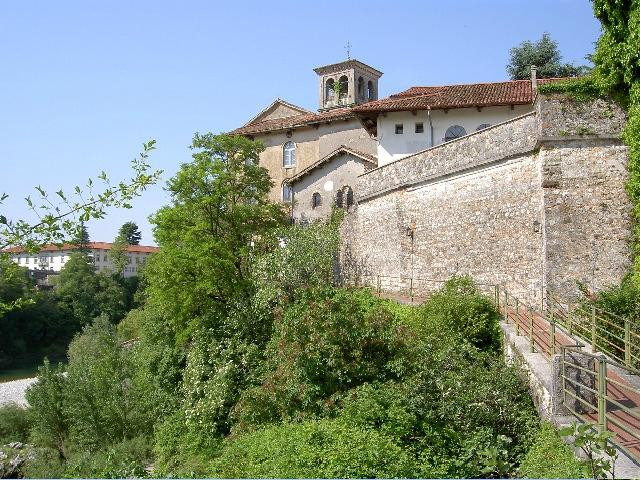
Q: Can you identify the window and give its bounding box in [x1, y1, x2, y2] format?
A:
[444, 125, 467, 141]
[476, 123, 491, 131]
[282, 183, 292, 203]
[357, 76, 364, 99]
[367, 80, 374, 100]
[395, 124, 403, 134]
[338, 75, 348, 99]
[283, 141, 296, 167]
[415, 122, 424, 133]
[325, 78, 335, 100]
[312, 192, 322, 208]
[345, 186, 354, 208]
[336, 190, 344, 208]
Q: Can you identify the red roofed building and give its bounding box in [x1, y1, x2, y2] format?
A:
[231, 59, 567, 217]
[5, 242, 159, 278]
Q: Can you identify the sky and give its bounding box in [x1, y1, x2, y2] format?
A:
[0, 0, 601, 246]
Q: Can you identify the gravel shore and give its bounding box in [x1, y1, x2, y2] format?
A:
[0, 377, 37, 407]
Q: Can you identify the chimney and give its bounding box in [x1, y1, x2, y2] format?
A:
[530, 65, 538, 94]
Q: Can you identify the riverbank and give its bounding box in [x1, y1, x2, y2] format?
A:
[0, 377, 36, 406]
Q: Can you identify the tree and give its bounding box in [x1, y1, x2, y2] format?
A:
[145, 133, 287, 341]
[72, 222, 90, 253]
[110, 234, 129, 277]
[507, 33, 590, 80]
[118, 221, 141, 245]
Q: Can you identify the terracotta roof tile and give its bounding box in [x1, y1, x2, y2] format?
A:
[231, 107, 355, 135]
[3, 242, 159, 254]
[353, 78, 568, 113]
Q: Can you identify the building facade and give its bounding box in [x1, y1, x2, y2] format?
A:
[5, 242, 159, 278]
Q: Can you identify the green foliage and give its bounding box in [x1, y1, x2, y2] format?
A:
[538, 76, 607, 102]
[0, 140, 160, 253]
[252, 212, 341, 301]
[109, 234, 129, 276]
[210, 418, 417, 479]
[118, 221, 141, 245]
[233, 288, 414, 429]
[24, 436, 152, 479]
[56, 252, 127, 324]
[507, 32, 590, 80]
[0, 403, 31, 444]
[25, 359, 70, 457]
[518, 422, 586, 478]
[417, 275, 502, 352]
[145, 132, 287, 343]
[559, 421, 618, 480]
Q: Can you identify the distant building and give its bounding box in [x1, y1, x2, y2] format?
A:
[4, 242, 159, 278]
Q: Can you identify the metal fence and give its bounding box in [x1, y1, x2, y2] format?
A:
[543, 291, 640, 369]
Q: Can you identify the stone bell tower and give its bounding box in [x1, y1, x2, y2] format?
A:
[313, 59, 383, 111]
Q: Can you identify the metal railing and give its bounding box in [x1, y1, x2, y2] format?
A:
[560, 345, 640, 462]
[544, 291, 640, 369]
[496, 286, 586, 358]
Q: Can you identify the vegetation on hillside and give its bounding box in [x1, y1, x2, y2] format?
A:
[0, 133, 588, 478]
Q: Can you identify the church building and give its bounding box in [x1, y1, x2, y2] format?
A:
[232, 59, 553, 222]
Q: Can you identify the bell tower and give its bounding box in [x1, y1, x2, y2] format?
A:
[313, 59, 383, 111]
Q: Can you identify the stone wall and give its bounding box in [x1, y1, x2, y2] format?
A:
[341, 93, 631, 303]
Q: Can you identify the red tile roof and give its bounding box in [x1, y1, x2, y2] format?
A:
[3, 242, 159, 254]
[231, 107, 355, 135]
[353, 78, 567, 113]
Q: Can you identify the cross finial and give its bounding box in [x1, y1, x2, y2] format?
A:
[345, 41, 351, 60]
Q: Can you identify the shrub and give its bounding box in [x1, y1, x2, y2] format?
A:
[418, 275, 502, 352]
[0, 403, 31, 444]
[518, 422, 586, 478]
[210, 418, 417, 478]
[232, 288, 415, 429]
[24, 436, 152, 479]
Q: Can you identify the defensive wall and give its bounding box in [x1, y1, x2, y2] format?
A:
[341, 93, 631, 304]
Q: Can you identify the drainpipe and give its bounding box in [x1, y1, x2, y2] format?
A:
[427, 106, 434, 147]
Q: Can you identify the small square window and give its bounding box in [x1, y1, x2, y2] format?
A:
[415, 122, 424, 133]
[395, 124, 403, 134]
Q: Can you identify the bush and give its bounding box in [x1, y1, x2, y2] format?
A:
[232, 288, 415, 429]
[210, 418, 417, 478]
[0, 403, 31, 444]
[24, 436, 152, 479]
[417, 276, 502, 352]
[518, 422, 586, 478]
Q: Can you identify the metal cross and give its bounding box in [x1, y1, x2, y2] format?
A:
[345, 41, 351, 60]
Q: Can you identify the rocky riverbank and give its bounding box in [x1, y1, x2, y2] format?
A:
[0, 378, 36, 407]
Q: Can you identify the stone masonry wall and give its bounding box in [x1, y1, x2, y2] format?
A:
[341, 93, 631, 304]
[541, 140, 632, 299]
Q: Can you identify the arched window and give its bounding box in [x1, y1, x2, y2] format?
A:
[312, 192, 322, 208]
[357, 77, 364, 99]
[345, 186, 354, 208]
[476, 123, 491, 131]
[444, 125, 467, 141]
[367, 80, 374, 101]
[338, 75, 348, 100]
[283, 141, 296, 167]
[336, 190, 344, 208]
[282, 183, 292, 203]
[325, 78, 335, 100]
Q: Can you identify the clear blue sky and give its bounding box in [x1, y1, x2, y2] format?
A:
[1, 0, 601, 245]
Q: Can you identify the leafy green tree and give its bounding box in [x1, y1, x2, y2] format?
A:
[507, 32, 590, 80]
[118, 221, 141, 245]
[56, 252, 127, 324]
[109, 234, 129, 277]
[72, 223, 90, 253]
